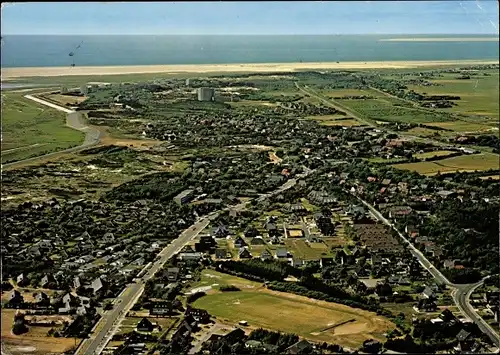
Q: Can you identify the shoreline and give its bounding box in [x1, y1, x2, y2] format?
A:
[2, 60, 498, 79]
[380, 38, 499, 42]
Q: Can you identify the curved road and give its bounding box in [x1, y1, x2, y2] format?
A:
[355, 195, 499, 347]
[2, 94, 101, 170]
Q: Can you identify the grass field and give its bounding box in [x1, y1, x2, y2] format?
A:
[192, 270, 394, 348]
[306, 115, 363, 126]
[405, 127, 445, 138]
[422, 121, 497, 133]
[1, 91, 85, 163]
[1, 309, 80, 355]
[338, 98, 452, 124]
[365, 157, 408, 164]
[284, 239, 331, 259]
[392, 152, 500, 175]
[406, 70, 499, 120]
[413, 150, 457, 159]
[41, 93, 87, 107]
[323, 88, 374, 97]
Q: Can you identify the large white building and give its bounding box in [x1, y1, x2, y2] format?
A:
[197, 87, 215, 102]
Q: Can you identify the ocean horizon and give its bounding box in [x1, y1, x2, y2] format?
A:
[1, 34, 499, 68]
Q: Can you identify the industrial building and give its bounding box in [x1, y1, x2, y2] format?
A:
[197, 87, 215, 102]
[174, 189, 195, 205]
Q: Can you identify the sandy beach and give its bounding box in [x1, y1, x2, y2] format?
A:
[380, 38, 499, 42]
[2, 60, 498, 80]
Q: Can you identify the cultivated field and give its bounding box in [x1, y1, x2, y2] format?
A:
[1, 91, 85, 163]
[422, 121, 497, 133]
[413, 150, 457, 159]
[337, 98, 452, 124]
[392, 153, 500, 175]
[306, 115, 363, 127]
[192, 271, 394, 348]
[406, 70, 500, 120]
[1, 309, 80, 355]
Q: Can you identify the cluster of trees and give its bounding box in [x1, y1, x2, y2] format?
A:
[247, 328, 299, 352]
[12, 312, 28, 335]
[460, 134, 500, 152]
[219, 285, 241, 292]
[104, 171, 185, 203]
[217, 259, 301, 282]
[426, 199, 499, 278]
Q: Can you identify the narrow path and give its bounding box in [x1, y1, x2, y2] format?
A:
[2, 95, 102, 170]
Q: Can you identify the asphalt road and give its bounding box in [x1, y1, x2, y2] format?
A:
[453, 277, 500, 347]
[357, 195, 500, 347]
[2, 95, 101, 170]
[79, 167, 318, 354]
[77, 213, 219, 355]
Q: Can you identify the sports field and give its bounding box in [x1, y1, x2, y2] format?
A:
[392, 153, 499, 175]
[422, 121, 497, 133]
[191, 270, 394, 348]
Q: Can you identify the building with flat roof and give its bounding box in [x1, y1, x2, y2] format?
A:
[174, 189, 194, 205]
[197, 87, 215, 102]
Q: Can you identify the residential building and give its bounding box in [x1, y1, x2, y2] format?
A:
[174, 189, 194, 205]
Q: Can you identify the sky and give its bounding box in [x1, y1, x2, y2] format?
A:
[1, 1, 499, 35]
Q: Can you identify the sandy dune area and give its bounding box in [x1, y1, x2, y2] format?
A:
[2, 60, 498, 79]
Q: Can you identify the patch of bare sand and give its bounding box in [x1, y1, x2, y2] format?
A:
[3, 60, 498, 79]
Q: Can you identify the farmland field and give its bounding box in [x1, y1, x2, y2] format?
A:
[1, 309, 80, 355]
[337, 98, 452, 124]
[392, 153, 500, 175]
[306, 115, 363, 126]
[322, 88, 374, 97]
[406, 70, 500, 120]
[413, 150, 457, 159]
[1, 91, 85, 163]
[192, 271, 394, 348]
[422, 121, 497, 133]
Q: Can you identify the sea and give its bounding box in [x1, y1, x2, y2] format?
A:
[1, 35, 499, 68]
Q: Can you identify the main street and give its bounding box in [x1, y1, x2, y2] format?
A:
[79, 167, 317, 354]
[356, 194, 500, 347]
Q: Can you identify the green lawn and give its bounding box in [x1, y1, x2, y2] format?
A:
[413, 150, 457, 159]
[407, 70, 500, 120]
[337, 98, 452, 124]
[193, 283, 394, 347]
[284, 239, 331, 260]
[392, 152, 500, 175]
[422, 121, 497, 133]
[1, 92, 84, 163]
